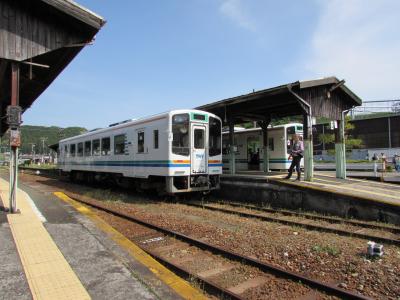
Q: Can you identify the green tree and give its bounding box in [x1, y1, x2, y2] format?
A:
[318, 116, 363, 153]
[344, 116, 362, 150]
[1, 125, 87, 154]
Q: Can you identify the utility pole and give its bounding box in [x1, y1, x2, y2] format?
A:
[40, 137, 47, 163]
[28, 143, 36, 163]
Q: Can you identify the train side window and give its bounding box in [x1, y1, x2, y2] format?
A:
[92, 139, 100, 156]
[209, 116, 221, 156]
[137, 131, 144, 153]
[84, 141, 91, 156]
[70, 144, 76, 157]
[153, 130, 159, 149]
[101, 137, 111, 155]
[64, 145, 68, 157]
[77, 142, 83, 157]
[114, 134, 126, 155]
[268, 138, 274, 151]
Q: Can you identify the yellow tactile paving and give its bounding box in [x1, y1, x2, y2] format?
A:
[54, 192, 208, 300]
[0, 178, 90, 300]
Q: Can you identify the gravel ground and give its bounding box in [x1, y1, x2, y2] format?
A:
[89, 200, 399, 299]
[91, 204, 332, 300]
[207, 203, 400, 241]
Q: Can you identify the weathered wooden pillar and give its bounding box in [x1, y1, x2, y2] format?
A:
[9, 62, 21, 213]
[228, 117, 236, 175]
[303, 114, 313, 181]
[335, 118, 346, 179]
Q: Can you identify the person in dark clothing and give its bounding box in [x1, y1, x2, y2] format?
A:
[372, 153, 378, 161]
[285, 134, 304, 180]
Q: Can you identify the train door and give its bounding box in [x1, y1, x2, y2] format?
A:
[247, 136, 260, 170]
[191, 124, 207, 174]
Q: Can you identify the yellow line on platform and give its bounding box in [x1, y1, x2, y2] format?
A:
[312, 177, 400, 194]
[53, 192, 208, 300]
[274, 177, 400, 206]
[315, 172, 400, 188]
[0, 178, 90, 300]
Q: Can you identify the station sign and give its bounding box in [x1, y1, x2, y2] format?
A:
[10, 129, 21, 147]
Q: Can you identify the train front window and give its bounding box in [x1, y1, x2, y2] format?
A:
[194, 129, 205, 149]
[209, 116, 221, 156]
[172, 113, 189, 156]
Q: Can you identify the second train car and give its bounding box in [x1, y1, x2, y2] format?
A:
[222, 123, 304, 172]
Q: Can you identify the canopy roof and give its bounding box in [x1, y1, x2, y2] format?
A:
[196, 77, 362, 124]
[0, 0, 105, 135]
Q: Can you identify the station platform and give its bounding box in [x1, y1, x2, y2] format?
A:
[219, 171, 400, 225]
[0, 175, 205, 300]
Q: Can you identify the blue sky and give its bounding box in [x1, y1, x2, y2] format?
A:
[23, 0, 400, 129]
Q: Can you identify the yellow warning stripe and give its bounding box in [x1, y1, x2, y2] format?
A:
[315, 172, 400, 188]
[54, 192, 208, 300]
[0, 178, 90, 300]
[273, 178, 400, 206]
[313, 177, 400, 195]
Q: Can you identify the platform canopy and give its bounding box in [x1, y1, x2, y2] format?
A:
[196, 77, 362, 124]
[0, 0, 105, 135]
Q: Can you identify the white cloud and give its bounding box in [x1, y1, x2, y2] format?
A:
[219, 0, 256, 31]
[304, 0, 400, 100]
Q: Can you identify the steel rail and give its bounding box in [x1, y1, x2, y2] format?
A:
[64, 192, 370, 300]
[213, 201, 400, 235]
[145, 248, 245, 300]
[187, 202, 400, 247]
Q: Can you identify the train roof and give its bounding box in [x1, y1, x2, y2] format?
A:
[59, 109, 221, 143]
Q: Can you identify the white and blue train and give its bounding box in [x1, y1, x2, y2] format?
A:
[222, 123, 304, 171]
[58, 109, 222, 194]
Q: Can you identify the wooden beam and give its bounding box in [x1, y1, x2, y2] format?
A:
[0, 59, 8, 94]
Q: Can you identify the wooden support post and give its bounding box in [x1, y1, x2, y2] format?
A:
[228, 118, 236, 175]
[335, 118, 346, 179]
[9, 62, 20, 213]
[303, 114, 313, 181]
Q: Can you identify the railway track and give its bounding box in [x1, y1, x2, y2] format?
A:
[22, 168, 400, 245]
[64, 191, 369, 300]
[186, 201, 400, 247]
[212, 201, 400, 235]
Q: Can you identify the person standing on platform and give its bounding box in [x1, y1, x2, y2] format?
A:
[381, 152, 387, 172]
[394, 154, 400, 172]
[372, 153, 378, 176]
[285, 134, 304, 181]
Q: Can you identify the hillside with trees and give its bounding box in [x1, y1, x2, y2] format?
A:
[0, 125, 87, 154]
